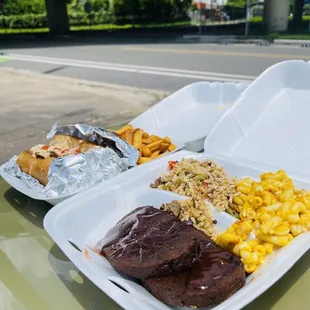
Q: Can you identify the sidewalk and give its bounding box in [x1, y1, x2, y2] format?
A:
[0, 68, 167, 164]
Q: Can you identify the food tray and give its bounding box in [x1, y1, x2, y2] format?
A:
[44, 60, 310, 309]
[131, 81, 249, 152]
[0, 167, 73, 205]
[0, 138, 184, 206]
[43, 150, 310, 310]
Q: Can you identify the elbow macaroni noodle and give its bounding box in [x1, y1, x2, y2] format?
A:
[215, 170, 310, 273]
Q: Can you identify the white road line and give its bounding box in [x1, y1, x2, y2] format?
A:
[6, 53, 256, 83]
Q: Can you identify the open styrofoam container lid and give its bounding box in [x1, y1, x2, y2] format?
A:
[131, 81, 248, 152]
[204, 60, 310, 179]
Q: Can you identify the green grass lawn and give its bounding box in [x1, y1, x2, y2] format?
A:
[277, 33, 310, 40]
[0, 57, 11, 62]
[251, 16, 310, 23]
[0, 27, 49, 34]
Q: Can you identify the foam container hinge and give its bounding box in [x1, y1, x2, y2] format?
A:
[43, 150, 310, 310]
[131, 81, 248, 152]
[204, 60, 310, 179]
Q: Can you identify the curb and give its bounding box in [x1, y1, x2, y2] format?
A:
[181, 35, 310, 47]
[181, 35, 237, 44]
[273, 39, 310, 47]
[180, 35, 270, 45]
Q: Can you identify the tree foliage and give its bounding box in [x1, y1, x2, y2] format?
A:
[226, 0, 258, 8]
[1, 0, 192, 27]
[2, 0, 46, 15]
[304, 4, 310, 15]
[292, 0, 305, 28]
[111, 0, 192, 23]
[226, 0, 247, 8]
[68, 0, 110, 13]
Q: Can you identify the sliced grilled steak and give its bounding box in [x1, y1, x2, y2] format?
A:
[100, 206, 210, 279]
[143, 244, 246, 308]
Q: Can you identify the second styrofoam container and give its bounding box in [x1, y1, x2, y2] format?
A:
[131, 81, 249, 152]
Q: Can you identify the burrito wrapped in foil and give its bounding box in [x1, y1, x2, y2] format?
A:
[2, 123, 139, 197]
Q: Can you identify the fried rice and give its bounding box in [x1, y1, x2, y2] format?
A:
[151, 158, 240, 217]
[161, 198, 216, 237]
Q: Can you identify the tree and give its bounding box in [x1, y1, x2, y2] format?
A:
[45, 0, 69, 34]
[91, 0, 110, 11]
[68, 0, 110, 13]
[293, 0, 305, 28]
[111, 0, 192, 24]
[112, 0, 137, 20]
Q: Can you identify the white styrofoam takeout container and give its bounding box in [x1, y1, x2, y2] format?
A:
[43, 60, 310, 310]
[43, 151, 310, 310]
[0, 81, 247, 205]
[204, 60, 310, 180]
[0, 139, 184, 206]
[0, 168, 73, 206]
[131, 81, 249, 152]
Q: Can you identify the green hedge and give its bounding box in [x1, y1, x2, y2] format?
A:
[68, 11, 114, 26]
[2, 0, 46, 15]
[2, 12, 310, 30]
[0, 13, 48, 29]
[0, 12, 115, 29]
[0, 0, 192, 29]
[0, 12, 188, 29]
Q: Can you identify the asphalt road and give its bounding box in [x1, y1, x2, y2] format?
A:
[1, 41, 310, 92]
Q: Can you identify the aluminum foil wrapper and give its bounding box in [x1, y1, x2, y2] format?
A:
[2, 123, 139, 197]
[47, 123, 138, 166]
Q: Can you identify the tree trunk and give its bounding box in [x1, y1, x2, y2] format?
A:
[45, 0, 69, 35]
[293, 0, 304, 29]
